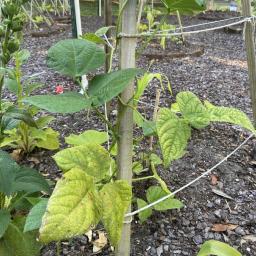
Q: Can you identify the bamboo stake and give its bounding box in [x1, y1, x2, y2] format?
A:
[104, 0, 112, 115]
[241, 0, 256, 124]
[116, 0, 137, 255]
[176, 10, 185, 44]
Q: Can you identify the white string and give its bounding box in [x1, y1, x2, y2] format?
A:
[152, 16, 244, 33]
[119, 17, 252, 38]
[125, 134, 254, 218]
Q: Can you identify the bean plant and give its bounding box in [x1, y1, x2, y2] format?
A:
[22, 35, 255, 254]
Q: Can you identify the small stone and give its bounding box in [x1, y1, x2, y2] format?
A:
[214, 209, 222, 218]
[235, 227, 246, 236]
[163, 245, 169, 251]
[207, 202, 214, 208]
[156, 245, 163, 256]
[193, 235, 203, 245]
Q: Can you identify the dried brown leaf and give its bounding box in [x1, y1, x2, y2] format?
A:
[211, 223, 238, 232]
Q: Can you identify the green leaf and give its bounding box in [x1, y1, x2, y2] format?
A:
[31, 128, 59, 150]
[141, 120, 156, 136]
[161, 0, 205, 13]
[177, 92, 210, 129]
[17, 49, 30, 64]
[24, 82, 43, 96]
[13, 166, 51, 194]
[24, 199, 48, 232]
[81, 33, 106, 44]
[88, 69, 142, 106]
[197, 240, 241, 256]
[5, 79, 18, 95]
[146, 186, 184, 211]
[156, 108, 191, 166]
[0, 209, 11, 238]
[205, 101, 255, 133]
[0, 150, 19, 196]
[65, 130, 109, 146]
[53, 144, 112, 181]
[24, 92, 92, 114]
[0, 217, 40, 256]
[95, 26, 114, 36]
[47, 39, 105, 77]
[39, 168, 100, 243]
[35, 116, 55, 128]
[132, 161, 145, 175]
[2, 107, 37, 130]
[150, 153, 162, 166]
[137, 198, 152, 223]
[100, 181, 132, 246]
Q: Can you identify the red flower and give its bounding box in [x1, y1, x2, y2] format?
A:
[55, 85, 64, 94]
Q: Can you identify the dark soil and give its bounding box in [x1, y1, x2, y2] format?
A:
[4, 11, 256, 256]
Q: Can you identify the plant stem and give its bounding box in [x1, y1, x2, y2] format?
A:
[15, 53, 23, 107]
[56, 241, 61, 256]
[0, 192, 5, 209]
[151, 163, 170, 194]
[132, 175, 154, 182]
[93, 107, 118, 140]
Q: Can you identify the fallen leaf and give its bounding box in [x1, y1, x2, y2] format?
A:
[210, 174, 218, 185]
[211, 223, 238, 232]
[85, 230, 93, 242]
[93, 231, 108, 253]
[212, 189, 234, 200]
[241, 235, 256, 245]
[11, 149, 22, 161]
[28, 156, 40, 164]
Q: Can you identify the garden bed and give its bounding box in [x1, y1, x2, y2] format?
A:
[7, 13, 256, 256]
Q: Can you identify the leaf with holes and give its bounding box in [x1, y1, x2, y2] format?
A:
[65, 130, 109, 146]
[146, 186, 184, 211]
[24, 92, 92, 114]
[39, 168, 101, 243]
[197, 240, 241, 256]
[177, 91, 210, 129]
[88, 69, 142, 106]
[205, 101, 255, 133]
[100, 181, 132, 246]
[53, 144, 111, 182]
[47, 39, 105, 78]
[156, 108, 191, 166]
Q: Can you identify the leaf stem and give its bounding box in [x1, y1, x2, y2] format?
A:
[132, 175, 154, 182]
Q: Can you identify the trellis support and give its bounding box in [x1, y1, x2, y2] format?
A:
[116, 0, 137, 255]
[242, 0, 256, 124]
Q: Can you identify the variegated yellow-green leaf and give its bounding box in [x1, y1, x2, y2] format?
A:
[65, 130, 109, 146]
[39, 168, 100, 243]
[53, 144, 112, 181]
[100, 181, 132, 246]
[205, 101, 255, 133]
[156, 108, 191, 166]
[176, 91, 210, 129]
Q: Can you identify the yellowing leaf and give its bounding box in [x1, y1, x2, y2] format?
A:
[65, 130, 108, 146]
[39, 168, 100, 243]
[205, 101, 255, 133]
[156, 108, 191, 166]
[177, 91, 210, 129]
[53, 144, 112, 181]
[100, 181, 132, 246]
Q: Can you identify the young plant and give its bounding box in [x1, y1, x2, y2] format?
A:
[0, 150, 51, 255]
[0, 49, 59, 153]
[156, 92, 256, 166]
